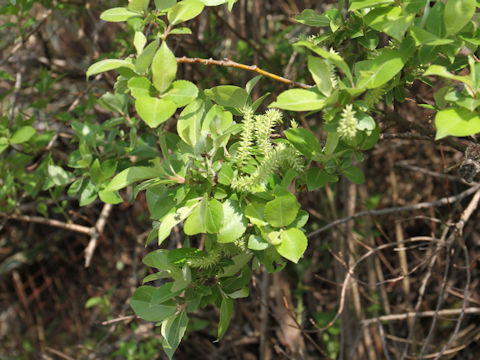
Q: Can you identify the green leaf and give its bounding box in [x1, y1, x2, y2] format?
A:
[349, 0, 393, 11]
[168, 0, 204, 25]
[85, 297, 103, 308]
[217, 199, 247, 243]
[275, 228, 308, 263]
[269, 89, 325, 111]
[306, 168, 330, 191]
[425, 1, 446, 37]
[264, 192, 300, 228]
[284, 128, 322, 159]
[100, 7, 142, 22]
[218, 297, 233, 340]
[98, 190, 123, 204]
[204, 85, 248, 108]
[133, 31, 147, 54]
[128, 0, 149, 12]
[135, 97, 177, 128]
[177, 99, 205, 147]
[0, 138, 8, 155]
[128, 76, 154, 99]
[143, 250, 183, 279]
[410, 26, 454, 46]
[162, 80, 198, 107]
[169, 27, 193, 35]
[47, 164, 74, 186]
[444, 0, 475, 36]
[199, 0, 228, 5]
[152, 42, 177, 93]
[86, 59, 136, 78]
[424, 65, 473, 87]
[130, 285, 177, 322]
[78, 179, 98, 206]
[245, 75, 262, 95]
[157, 200, 198, 244]
[294, 41, 353, 85]
[161, 311, 189, 360]
[245, 201, 268, 226]
[435, 107, 480, 139]
[364, 6, 414, 41]
[248, 235, 269, 250]
[106, 166, 163, 191]
[184, 197, 207, 235]
[155, 0, 177, 11]
[356, 38, 414, 89]
[10, 126, 36, 144]
[308, 56, 333, 96]
[343, 166, 365, 184]
[296, 9, 329, 27]
[136, 40, 159, 74]
[205, 198, 224, 233]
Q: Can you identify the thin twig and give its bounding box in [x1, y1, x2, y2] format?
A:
[4, 214, 93, 235]
[101, 315, 137, 325]
[362, 307, 480, 326]
[307, 185, 480, 238]
[176, 56, 312, 89]
[44, 347, 76, 360]
[84, 203, 113, 267]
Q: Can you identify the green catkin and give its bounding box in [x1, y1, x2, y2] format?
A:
[235, 106, 255, 166]
[364, 87, 385, 108]
[255, 109, 282, 156]
[187, 245, 222, 269]
[337, 104, 357, 140]
[231, 143, 303, 192]
[186, 242, 247, 269]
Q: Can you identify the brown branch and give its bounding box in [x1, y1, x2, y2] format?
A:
[362, 307, 480, 326]
[307, 185, 480, 238]
[176, 56, 313, 89]
[84, 203, 113, 267]
[5, 214, 93, 235]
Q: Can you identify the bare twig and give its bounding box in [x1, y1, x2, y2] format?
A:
[362, 307, 480, 326]
[101, 315, 137, 325]
[176, 56, 313, 89]
[84, 203, 113, 267]
[307, 185, 480, 238]
[44, 347, 76, 360]
[5, 214, 93, 235]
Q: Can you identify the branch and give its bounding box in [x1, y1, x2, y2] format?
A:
[361, 307, 480, 326]
[5, 214, 93, 235]
[84, 203, 113, 267]
[307, 185, 480, 238]
[176, 56, 313, 89]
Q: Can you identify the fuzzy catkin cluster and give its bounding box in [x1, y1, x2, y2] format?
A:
[234, 107, 255, 166]
[230, 108, 303, 193]
[337, 104, 357, 140]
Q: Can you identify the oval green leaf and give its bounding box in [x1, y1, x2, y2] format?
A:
[100, 7, 142, 22]
[86, 59, 135, 78]
[275, 228, 308, 263]
[435, 107, 480, 140]
[135, 96, 177, 128]
[10, 126, 36, 144]
[168, 0, 204, 25]
[217, 199, 248, 243]
[264, 193, 300, 228]
[130, 285, 177, 322]
[204, 85, 248, 108]
[152, 41, 177, 93]
[269, 89, 325, 111]
[162, 80, 199, 107]
[444, 0, 475, 36]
